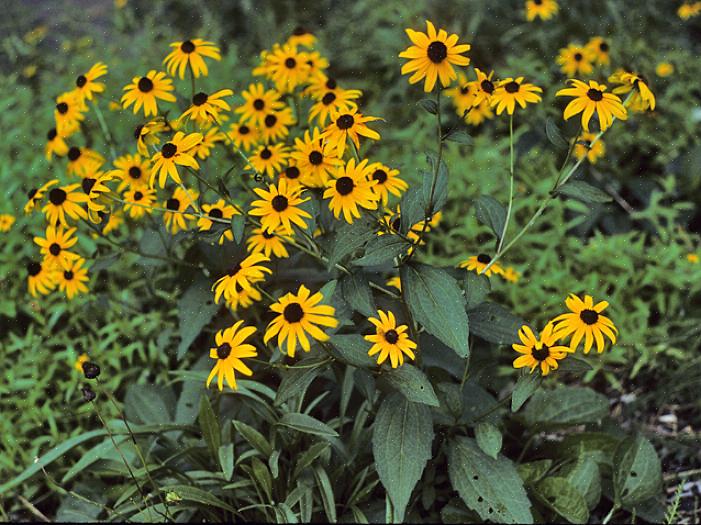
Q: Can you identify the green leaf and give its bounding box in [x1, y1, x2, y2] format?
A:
[199, 395, 221, 460]
[556, 432, 621, 470]
[56, 492, 103, 522]
[424, 154, 449, 212]
[278, 413, 339, 437]
[557, 355, 594, 373]
[124, 383, 175, 425]
[545, 118, 569, 149]
[313, 466, 337, 523]
[613, 435, 662, 506]
[275, 357, 328, 406]
[417, 98, 438, 114]
[557, 180, 612, 204]
[534, 477, 589, 524]
[401, 263, 469, 358]
[231, 214, 246, 244]
[444, 129, 473, 145]
[475, 422, 502, 459]
[399, 186, 425, 234]
[448, 437, 533, 523]
[328, 334, 375, 368]
[61, 436, 129, 482]
[269, 449, 280, 479]
[233, 420, 273, 457]
[564, 454, 601, 510]
[382, 364, 440, 407]
[293, 442, 330, 479]
[250, 456, 273, 502]
[467, 302, 523, 345]
[162, 484, 236, 513]
[372, 393, 434, 522]
[474, 195, 506, 240]
[511, 372, 541, 412]
[522, 387, 609, 428]
[326, 218, 375, 268]
[340, 272, 377, 316]
[352, 234, 409, 266]
[178, 277, 219, 360]
[219, 443, 235, 481]
[517, 459, 553, 485]
[137, 229, 168, 267]
[464, 271, 490, 309]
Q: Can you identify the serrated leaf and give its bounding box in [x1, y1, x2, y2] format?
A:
[417, 98, 438, 114]
[557, 180, 612, 203]
[475, 422, 502, 459]
[401, 263, 469, 358]
[534, 477, 589, 524]
[278, 413, 339, 437]
[340, 272, 377, 316]
[352, 234, 409, 266]
[467, 302, 523, 345]
[382, 364, 440, 407]
[546, 118, 569, 149]
[613, 435, 662, 506]
[474, 195, 506, 240]
[511, 372, 541, 412]
[523, 387, 609, 428]
[231, 214, 245, 244]
[448, 437, 533, 523]
[326, 219, 375, 268]
[373, 393, 434, 522]
[177, 277, 219, 359]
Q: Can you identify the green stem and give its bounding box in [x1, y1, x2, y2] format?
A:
[91, 100, 117, 161]
[496, 114, 515, 254]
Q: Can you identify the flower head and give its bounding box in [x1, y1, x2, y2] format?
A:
[150, 131, 202, 188]
[551, 293, 618, 353]
[556, 79, 627, 132]
[72, 62, 108, 102]
[525, 0, 559, 21]
[249, 178, 311, 234]
[321, 107, 381, 158]
[491, 77, 542, 115]
[365, 310, 417, 368]
[512, 323, 570, 376]
[323, 158, 379, 224]
[458, 253, 504, 277]
[121, 70, 176, 117]
[164, 39, 221, 79]
[207, 321, 257, 391]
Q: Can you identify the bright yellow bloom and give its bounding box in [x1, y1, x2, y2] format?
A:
[112, 154, 150, 190]
[551, 293, 618, 354]
[687, 253, 699, 264]
[206, 321, 257, 391]
[308, 86, 362, 126]
[290, 128, 342, 188]
[321, 107, 381, 158]
[574, 132, 606, 164]
[149, 132, 202, 188]
[212, 253, 271, 304]
[678, 2, 701, 19]
[121, 70, 176, 117]
[458, 254, 504, 277]
[164, 39, 221, 79]
[502, 266, 521, 283]
[179, 89, 233, 127]
[609, 70, 656, 111]
[247, 143, 290, 178]
[27, 260, 58, 297]
[197, 199, 239, 244]
[34, 225, 81, 270]
[253, 43, 311, 93]
[323, 158, 379, 224]
[512, 323, 570, 376]
[366, 162, 408, 205]
[45, 127, 69, 161]
[71, 62, 108, 102]
[57, 257, 89, 299]
[74, 353, 90, 372]
[42, 184, 89, 226]
[556, 44, 595, 77]
[162, 186, 199, 234]
[525, 0, 558, 21]
[365, 310, 417, 368]
[249, 178, 311, 234]
[247, 225, 291, 259]
[193, 127, 227, 160]
[123, 187, 156, 219]
[585, 37, 610, 66]
[655, 62, 674, 77]
[25, 180, 58, 215]
[235, 83, 285, 126]
[0, 214, 16, 232]
[54, 92, 85, 135]
[556, 79, 627, 132]
[227, 120, 260, 152]
[491, 77, 542, 115]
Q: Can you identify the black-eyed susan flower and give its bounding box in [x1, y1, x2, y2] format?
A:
[491, 77, 543, 115]
[197, 199, 239, 244]
[164, 38, 221, 79]
[512, 323, 570, 376]
[291, 128, 342, 188]
[225, 286, 262, 312]
[163, 186, 199, 234]
[367, 162, 408, 205]
[235, 83, 285, 126]
[27, 260, 57, 297]
[248, 143, 290, 179]
[574, 132, 606, 164]
[255, 43, 311, 93]
[260, 107, 296, 143]
[304, 74, 341, 100]
[45, 127, 69, 160]
[227, 120, 260, 152]
[365, 310, 417, 368]
[609, 70, 656, 112]
[322, 108, 381, 158]
[471, 68, 497, 107]
[399, 20, 470, 92]
[113, 154, 150, 191]
[121, 70, 176, 117]
[123, 187, 156, 219]
[525, 0, 559, 21]
[150, 131, 202, 188]
[502, 266, 521, 283]
[678, 2, 701, 19]
[585, 37, 610, 66]
[378, 206, 426, 246]
[134, 119, 169, 156]
[465, 99, 494, 126]
[458, 253, 504, 277]
[551, 293, 618, 354]
[193, 127, 227, 160]
[687, 253, 699, 264]
[42, 184, 89, 226]
[81, 171, 114, 219]
[249, 178, 311, 234]
[656, 62, 674, 77]
[179, 89, 233, 127]
[57, 257, 89, 299]
[386, 276, 402, 291]
[72, 62, 108, 102]
[286, 26, 317, 49]
[25, 180, 58, 214]
[324, 158, 379, 224]
[556, 79, 627, 132]
[303, 50, 329, 81]
[247, 225, 291, 258]
[308, 86, 362, 126]
[207, 321, 257, 391]
[34, 225, 81, 270]
[0, 214, 16, 232]
[445, 71, 477, 117]
[101, 210, 124, 235]
[264, 284, 338, 357]
[277, 163, 304, 188]
[212, 253, 272, 304]
[66, 146, 105, 178]
[74, 353, 90, 372]
[556, 44, 595, 77]
[54, 92, 85, 135]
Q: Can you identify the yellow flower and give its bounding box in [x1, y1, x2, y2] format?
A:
[27, 260, 58, 297]
[42, 184, 89, 226]
[308, 86, 362, 126]
[74, 353, 90, 372]
[121, 70, 176, 117]
[253, 43, 311, 93]
[227, 120, 260, 152]
[193, 127, 227, 160]
[45, 127, 70, 161]
[197, 199, 239, 244]
[609, 70, 656, 112]
[445, 71, 477, 117]
[551, 293, 618, 354]
[247, 225, 291, 259]
[365, 310, 417, 368]
[655, 62, 674, 78]
[259, 106, 296, 143]
[290, 128, 342, 188]
[54, 92, 85, 135]
[81, 171, 114, 217]
[34, 225, 81, 270]
[687, 253, 699, 264]
[465, 99, 494, 126]
[162, 186, 199, 234]
[367, 162, 408, 205]
[179, 89, 233, 127]
[386, 276, 402, 291]
[66, 147, 105, 178]
[0, 214, 16, 232]
[206, 321, 257, 391]
[512, 324, 570, 376]
[101, 211, 124, 235]
[57, 257, 89, 300]
[212, 253, 272, 304]
[264, 284, 338, 357]
[556, 79, 627, 132]
[678, 2, 701, 19]
[399, 20, 471, 92]
[249, 178, 311, 234]
[585, 37, 610, 66]
[502, 266, 521, 283]
[123, 187, 156, 219]
[525, 0, 559, 21]
[235, 83, 285, 126]
[323, 158, 379, 224]
[112, 154, 151, 190]
[134, 119, 170, 156]
[490, 77, 543, 115]
[458, 254, 504, 277]
[149, 131, 203, 188]
[556, 44, 595, 77]
[164, 39, 221, 79]
[224, 286, 262, 312]
[25, 180, 58, 214]
[471, 68, 497, 107]
[247, 143, 290, 178]
[574, 132, 606, 164]
[321, 107, 381, 158]
[71, 62, 108, 102]
[286, 26, 317, 49]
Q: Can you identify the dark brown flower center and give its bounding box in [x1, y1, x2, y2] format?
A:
[208, 208, 223, 218]
[574, 53, 583, 62]
[326, 78, 337, 89]
[384, 329, 399, 344]
[533, 0, 543, 4]
[133, 191, 143, 201]
[47, 128, 58, 140]
[460, 85, 470, 95]
[27, 261, 42, 276]
[217, 342, 232, 359]
[166, 198, 180, 210]
[82, 178, 96, 194]
[580, 309, 599, 325]
[271, 195, 288, 212]
[504, 81, 520, 93]
[285, 166, 300, 179]
[477, 253, 492, 264]
[193, 92, 208, 106]
[67, 147, 81, 161]
[134, 124, 144, 139]
[262, 229, 275, 239]
[161, 143, 177, 158]
[292, 26, 308, 36]
[181, 40, 196, 53]
[64, 270, 74, 280]
[336, 114, 354, 130]
[27, 188, 38, 200]
[49, 188, 67, 205]
[322, 92, 336, 105]
[260, 147, 272, 160]
[264, 114, 277, 128]
[372, 169, 388, 184]
[481, 79, 495, 94]
[76, 75, 87, 87]
[587, 88, 603, 101]
[391, 217, 401, 232]
[531, 345, 550, 361]
[283, 302, 304, 322]
[49, 243, 61, 256]
[56, 102, 69, 114]
[138, 77, 154, 93]
[129, 166, 142, 179]
[335, 176, 354, 195]
[239, 125, 250, 135]
[599, 42, 609, 52]
[253, 98, 265, 110]
[308, 150, 323, 165]
[284, 57, 297, 69]
[427, 41, 448, 63]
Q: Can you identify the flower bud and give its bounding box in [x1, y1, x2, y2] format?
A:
[81, 386, 96, 402]
[82, 361, 101, 379]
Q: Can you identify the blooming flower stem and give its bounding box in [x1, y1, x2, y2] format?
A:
[496, 114, 515, 254]
[91, 100, 117, 161]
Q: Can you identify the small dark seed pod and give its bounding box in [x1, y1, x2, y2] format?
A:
[82, 362, 101, 379]
[81, 386, 96, 402]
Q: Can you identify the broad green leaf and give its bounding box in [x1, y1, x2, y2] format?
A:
[273, 503, 298, 523]
[467, 302, 523, 345]
[523, 387, 609, 428]
[340, 272, 377, 316]
[557, 180, 612, 204]
[124, 383, 175, 425]
[199, 395, 221, 460]
[545, 118, 569, 149]
[233, 420, 273, 457]
[382, 364, 440, 407]
[557, 355, 594, 373]
[137, 229, 168, 267]
[162, 484, 236, 513]
[326, 219, 375, 268]
[556, 432, 621, 470]
[328, 334, 375, 368]
[352, 234, 409, 266]
[444, 129, 473, 145]
[219, 443, 234, 481]
[56, 492, 104, 522]
[511, 372, 541, 412]
[177, 278, 219, 359]
[448, 436, 533, 523]
[401, 263, 469, 358]
[275, 357, 328, 406]
[62, 435, 129, 482]
[231, 214, 246, 244]
[372, 393, 433, 522]
[564, 454, 601, 510]
[399, 186, 425, 234]
[278, 413, 339, 437]
[517, 459, 553, 485]
[417, 98, 438, 114]
[534, 477, 589, 524]
[475, 422, 502, 459]
[474, 195, 506, 240]
[313, 466, 337, 523]
[613, 435, 662, 506]
[464, 271, 490, 309]
[424, 154, 449, 213]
